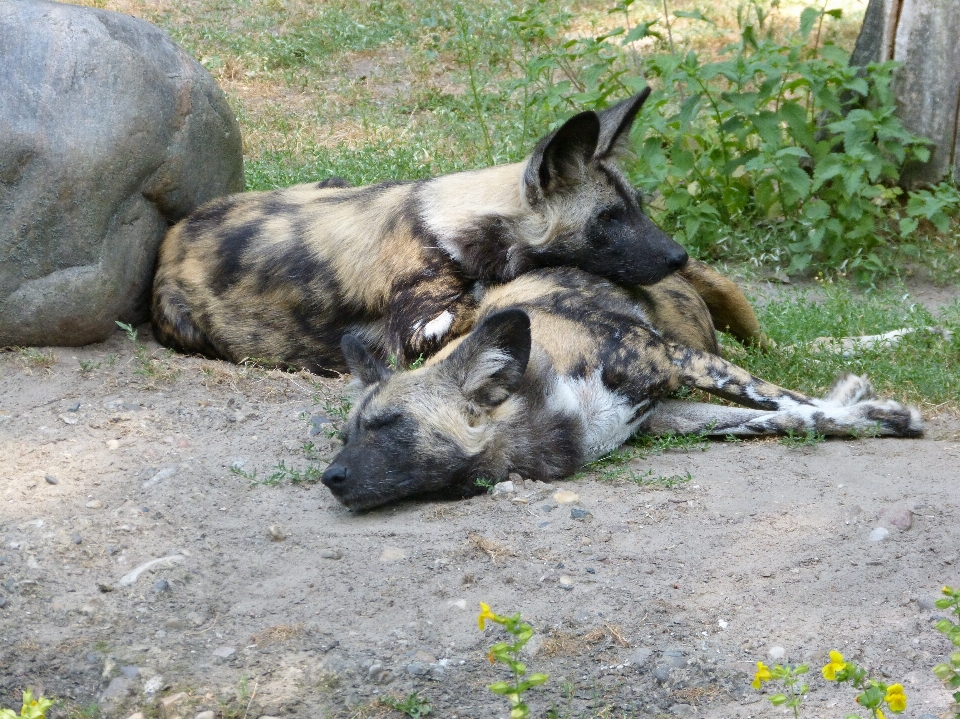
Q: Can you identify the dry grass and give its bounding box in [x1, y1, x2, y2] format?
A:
[468, 533, 517, 562]
[251, 623, 303, 645]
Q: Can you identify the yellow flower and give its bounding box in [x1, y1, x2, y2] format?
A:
[752, 661, 773, 689]
[822, 650, 846, 680]
[877, 709, 885, 719]
[478, 602, 498, 630]
[885, 684, 907, 713]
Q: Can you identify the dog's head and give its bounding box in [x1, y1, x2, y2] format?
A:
[522, 88, 687, 285]
[321, 310, 531, 510]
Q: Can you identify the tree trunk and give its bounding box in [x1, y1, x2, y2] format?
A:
[852, 0, 960, 187]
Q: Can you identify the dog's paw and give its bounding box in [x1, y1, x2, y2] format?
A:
[858, 400, 924, 438]
[823, 373, 875, 406]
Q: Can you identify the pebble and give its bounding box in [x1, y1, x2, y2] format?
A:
[878, 506, 913, 530]
[195, 712, 216, 719]
[380, 546, 407, 562]
[152, 579, 171, 593]
[768, 646, 786, 660]
[98, 583, 115, 593]
[164, 618, 188, 630]
[508, 472, 524, 484]
[558, 575, 575, 590]
[86, 499, 103, 509]
[120, 665, 140, 678]
[44, 474, 59, 485]
[491, 480, 515, 496]
[59, 413, 78, 425]
[159, 692, 189, 716]
[868, 527, 890, 542]
[125, 714, 146, 719]
[100, 676, 134, 704]
[309, 414, 332, 436]
[669, 704, 697, 718]
[70, 532, 82, 545]
[107, 439, 119, 450]
[268, 525, 285, 541]
[570, 507, 592, 520]
[319, 548, 343, 560]
[553, 489, 579, 504]
[212, 646, 236, 659]
[68, 401, 81, 412]
[0, 597, 7, 609]
[918, 597, 936, 611]
[628, 648, 653, 666]
[406, 661, 429, 676]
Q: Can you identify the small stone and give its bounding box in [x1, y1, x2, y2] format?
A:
[878, 506, 913, 531]
[558, 575, 575, 589]
[59, 413, 78, 425]
[125, 713, 146, 719]
[152, 579, 171, 593]
[195, 712, 216, 719]
[670, 703, 697, 718]
[918, 597, 936, 611]
[159, 692, 189, 718]
[86, 499, 103, 509]
[319, 548, 343, 559]
[120, 665, 140, 678]
[44, 473, 59, 485]
[98, 583, 115, 593]
[406, 661, 429, 676]
[570, 507, 592, 520]
[768, 646, 786, 660]
[553, 489, 579, 504]
[212, 646, 235, 659]
[380, 546, 407, 562]
[508, 472, 523, 483]
[309, 413, 331, 436]
[868, 527, 890, 542]
[0, 597, 7, 609]
[100, 676, 134, 702]
[164, 618, 188, 630]
[70, 532, 82, 544]
[491, 480, 515, 496]
[628, 648, 653, 666]
[144, 676, 164, 695]
[106, 439, 119, 450]
[268, 525, 285, 541]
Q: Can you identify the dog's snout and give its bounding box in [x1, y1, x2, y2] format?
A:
[321, 463, 348, 488]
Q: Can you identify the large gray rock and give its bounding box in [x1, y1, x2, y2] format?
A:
[0, 0, 244, 347]
[850, 0, 960, 188]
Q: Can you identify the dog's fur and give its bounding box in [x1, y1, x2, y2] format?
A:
[321, 267, 922, 510]
[151, 90, 690, 374]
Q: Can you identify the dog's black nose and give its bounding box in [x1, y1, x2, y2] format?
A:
[321, 464, 348, 488]
[667, 246, 688, 271]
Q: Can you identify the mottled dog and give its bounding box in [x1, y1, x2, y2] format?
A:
[322, 267, 922, 510]
[152, 89, 689, 373]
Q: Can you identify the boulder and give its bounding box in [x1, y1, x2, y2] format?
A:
[0, 0, 243, 347]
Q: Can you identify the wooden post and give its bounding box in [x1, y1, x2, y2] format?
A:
[852, 0, 960, 187]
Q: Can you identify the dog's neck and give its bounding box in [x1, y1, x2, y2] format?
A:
[416, 161, 546, 282]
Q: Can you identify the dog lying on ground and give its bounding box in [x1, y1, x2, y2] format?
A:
[152, 89, 693, 373]
[321, 267, 922, 510]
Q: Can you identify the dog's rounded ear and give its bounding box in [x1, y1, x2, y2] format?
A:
[449, 309, 531, 408]
[524, 111, 601, 203]
[594, 87, 651, 159]
[341, 334, 392, 386]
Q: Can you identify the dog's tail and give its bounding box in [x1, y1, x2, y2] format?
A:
[677, 258, 774, 350]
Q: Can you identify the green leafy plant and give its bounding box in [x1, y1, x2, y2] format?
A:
[779, 428, 826, 447]
[751, 660, 809, 718]
[478, 603, 549, 719]
[821, 650, 907, 719]
[933, 585, 960, 718]
[115, 321, 179, 381]
[0, 690, 53, 719]
[381, 691, 432, 718]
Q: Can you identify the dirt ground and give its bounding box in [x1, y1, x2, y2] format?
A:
[2, 317, 959, 719]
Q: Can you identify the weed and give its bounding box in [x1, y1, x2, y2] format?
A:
[17, 347, 55, 370]
[115, 321, 180, 382]
[230, 465, 258, 482]
[76, 358, 101, 373]
[632, 429, 711, 455]
[380, 692, 431, 717]
[0, 689, 53, 719]
[477, 603, 549, 719]
[474, 477, 496, 492]
[779, 428, 825, 447]
[933, 585, 960, 718]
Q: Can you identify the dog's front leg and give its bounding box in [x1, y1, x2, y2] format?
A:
[659, 345, 923, 438]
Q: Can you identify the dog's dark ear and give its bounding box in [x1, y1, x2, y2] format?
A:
[524, 111, 601, 201]
[594, 87, 651, 159]
[448, 309, 531, 408]
[341, 335, 392, 386]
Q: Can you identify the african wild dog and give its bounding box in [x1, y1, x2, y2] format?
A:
[321, 267, 922, 510]
[151, 89, 689, 374]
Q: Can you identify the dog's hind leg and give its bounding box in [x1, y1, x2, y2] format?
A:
[661, 345, 923, 438]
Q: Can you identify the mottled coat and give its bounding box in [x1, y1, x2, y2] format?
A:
[152, 90, 689, 373]
[322, 267, 922, 510]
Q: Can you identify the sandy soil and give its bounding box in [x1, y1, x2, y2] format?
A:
[1, 323, 959, 719]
